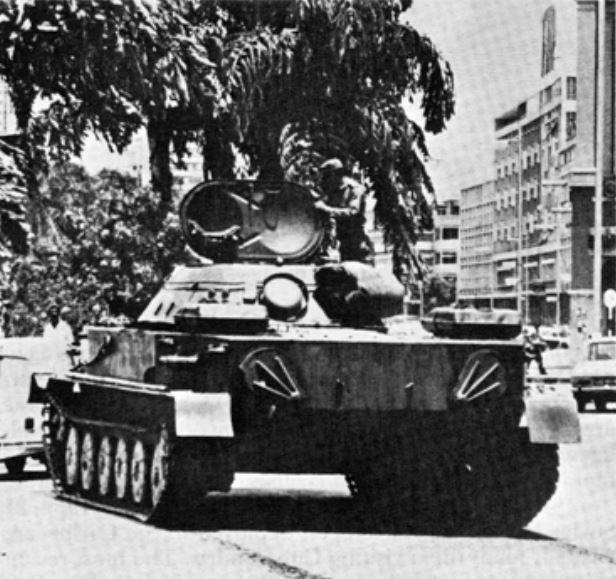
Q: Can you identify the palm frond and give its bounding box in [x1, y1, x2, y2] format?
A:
[223, 27, 297, 136]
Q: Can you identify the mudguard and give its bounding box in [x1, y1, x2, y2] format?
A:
[172, 391, 234, 437]
[524, 381, 581, 443]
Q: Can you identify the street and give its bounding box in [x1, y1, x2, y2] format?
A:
[2, 412, 616, 579]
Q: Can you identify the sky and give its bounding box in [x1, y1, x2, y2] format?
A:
[82, 0, 577, 199]
[408, 0, 577, 197]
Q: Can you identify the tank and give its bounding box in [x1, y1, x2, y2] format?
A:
[33, 180, 580, 533]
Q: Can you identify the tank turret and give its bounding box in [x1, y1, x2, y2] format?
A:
[33, 180, 579, 533]
[139, 180, 405, 332]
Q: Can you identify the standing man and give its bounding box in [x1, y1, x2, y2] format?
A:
[43, 304, 75, 372]
[314, 158, 375, 264]
[523, 328, 547, 375]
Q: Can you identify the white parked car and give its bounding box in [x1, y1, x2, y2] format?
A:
[571, 337, 616, 412]
[0, 337, 71, 475]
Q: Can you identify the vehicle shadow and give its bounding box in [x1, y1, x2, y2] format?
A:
[0, 469, 49, 482]
[165, 492, 373, 533]
[162, 491, 549, 538]
[591, 405, 616, 413]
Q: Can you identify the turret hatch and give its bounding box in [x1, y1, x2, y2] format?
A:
[180, 181, 323, 263]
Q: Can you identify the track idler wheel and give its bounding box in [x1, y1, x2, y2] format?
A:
[150, 428, 170, 508]
[97, 436, 113, 497]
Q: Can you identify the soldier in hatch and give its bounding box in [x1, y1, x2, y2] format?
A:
[314, 158, 375, 264]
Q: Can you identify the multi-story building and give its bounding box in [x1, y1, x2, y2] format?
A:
[430, 199, 460, 287]
[486, 4, 576, 326]
[566, 0, 616, 345]
[367, 195, 460, 314]
[458, 181, 495, 307]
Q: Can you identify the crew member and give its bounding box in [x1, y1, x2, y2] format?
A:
[314, 158, 374, 264]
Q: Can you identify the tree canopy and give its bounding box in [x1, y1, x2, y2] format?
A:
[211, 0, 455, 278]
[1, 163, 184, 337]
[0, 0, 455, 282]
[0, 0, 220, 208]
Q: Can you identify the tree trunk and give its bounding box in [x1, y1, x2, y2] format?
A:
[11, 90, 52, 246]
[12, 93, 38, 201]
[202, 126, 236, 181]
[147, 121, 173, 207]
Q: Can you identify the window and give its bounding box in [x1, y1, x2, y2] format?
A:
[529, 186, 535, 198]
[442, 252, 457, 264]
[450, 203, 460, 215]
[442, 227, 459, 240]
[420, 252, 435, 267]
[563, 148, 574, 165]
[589, 342, 616, 361]
[566, 76, 577, 100]
[436, 205, 446, 215]
[566, 111, 577, 140]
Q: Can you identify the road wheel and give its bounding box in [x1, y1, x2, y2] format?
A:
[4, 456, 26, 476]
[97, 436, 113, 496]
[150, 429, 170, 508]
[80, 431, 96, 492]
[595, 400, 607, 412]
[65, 426, 80, 487]
[130, 439, 148, 505]
[114, 437, 129, 500]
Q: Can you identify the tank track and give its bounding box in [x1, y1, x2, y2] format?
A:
[41, 393, 234, 525]
[346, 421, 559, 535]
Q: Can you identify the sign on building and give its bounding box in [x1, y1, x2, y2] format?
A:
[541, 6, 556, 77]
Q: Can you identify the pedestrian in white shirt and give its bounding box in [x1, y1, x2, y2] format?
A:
[43, 304, 74, 373]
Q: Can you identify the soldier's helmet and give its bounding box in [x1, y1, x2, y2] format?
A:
[319, 158, 345, 175]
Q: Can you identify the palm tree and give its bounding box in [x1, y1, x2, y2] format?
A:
[213, 0, 454, 279]
[0, 0, 220, 213]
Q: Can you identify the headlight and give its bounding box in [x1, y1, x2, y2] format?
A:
[260, 274, 308, 322]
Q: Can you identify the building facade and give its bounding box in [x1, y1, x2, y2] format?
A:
[566, 0, 616, 346]
[457, 3, 577, 327]
[490, 68, 575, 326]
[458, 180, 495, 307]
[430, 199, 460, 286]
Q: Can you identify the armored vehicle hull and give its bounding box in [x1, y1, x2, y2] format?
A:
[34, 181, 577, 533]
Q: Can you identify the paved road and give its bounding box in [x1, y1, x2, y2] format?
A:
[2, 412, 616, 579]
